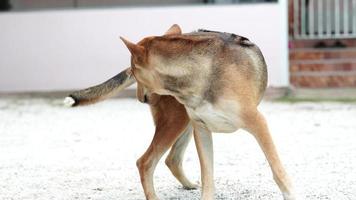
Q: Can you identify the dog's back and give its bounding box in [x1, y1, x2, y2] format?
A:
[143, 30, 268, 108]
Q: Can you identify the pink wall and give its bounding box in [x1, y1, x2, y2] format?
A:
[0, 4, 288, 92]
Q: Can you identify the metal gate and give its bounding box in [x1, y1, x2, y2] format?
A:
[293, 0, 356, 39]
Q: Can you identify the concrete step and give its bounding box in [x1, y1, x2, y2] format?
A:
[287, 88, 356, 100]
[290, 74, 356, 87]
[290, 60, 356, 72]
[290, 48, 356, 61]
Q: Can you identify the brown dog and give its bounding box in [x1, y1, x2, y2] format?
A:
[65, 25, 295, 200]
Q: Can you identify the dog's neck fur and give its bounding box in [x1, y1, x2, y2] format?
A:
[150, 53, 213, 108]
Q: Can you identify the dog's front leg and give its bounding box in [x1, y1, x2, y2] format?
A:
[193, 123, 214, 200]
[136, 115, 189, 200]
[243, 111, 295, 200]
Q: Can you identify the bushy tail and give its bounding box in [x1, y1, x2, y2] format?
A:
[64, 68, 135, 107]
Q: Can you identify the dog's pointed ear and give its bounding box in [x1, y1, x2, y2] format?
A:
[164, 24, 182, 35]
[120, 37, 146, 60]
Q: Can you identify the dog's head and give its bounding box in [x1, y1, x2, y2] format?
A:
[135, 82, 161, 105]
[120, 24, 182, 103]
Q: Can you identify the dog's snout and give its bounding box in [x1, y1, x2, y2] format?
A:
[143, 95, 149, 103]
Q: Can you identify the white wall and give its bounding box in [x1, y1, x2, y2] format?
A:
[0, 3, 288, 93]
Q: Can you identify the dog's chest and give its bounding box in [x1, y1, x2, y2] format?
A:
[185, 101, 241, 133]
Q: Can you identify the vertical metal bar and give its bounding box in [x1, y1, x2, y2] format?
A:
[353, 0, 356, 35]
[318, 0, 323, 37]
[294, 0, 300, 38]
[301, 0, 306, 37]
[326, 0, 332, 37]
[309, 0, 315, 38]
[335, 0, 340, 37]
[344, 0, 349, 36]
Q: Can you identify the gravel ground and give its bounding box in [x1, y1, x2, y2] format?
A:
[0, 97, 355, 200]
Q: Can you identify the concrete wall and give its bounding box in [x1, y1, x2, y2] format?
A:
[0, 3, 288, 93]
[9, 0, 202, 11]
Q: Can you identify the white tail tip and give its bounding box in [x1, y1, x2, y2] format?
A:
[63, 97, 75, 107]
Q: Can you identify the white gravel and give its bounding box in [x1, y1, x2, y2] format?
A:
[0, 97, 356, 200]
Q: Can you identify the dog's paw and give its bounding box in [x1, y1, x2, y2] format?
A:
[63, 96, 76, 107]
[182, 182, 199, 190]
[283, 192, 296, 200]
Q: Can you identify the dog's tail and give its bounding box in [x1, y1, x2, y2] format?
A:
[63, 67, 136, 107]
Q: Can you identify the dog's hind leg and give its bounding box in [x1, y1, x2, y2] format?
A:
[165, 123, 198, 190]
[193, 123, 214, 200]
[243, 110, 295, 200]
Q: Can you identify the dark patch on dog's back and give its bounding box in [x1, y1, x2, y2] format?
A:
[197, 29, 254, 47]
